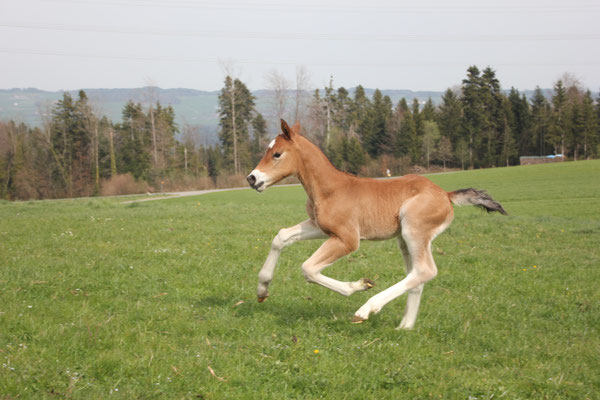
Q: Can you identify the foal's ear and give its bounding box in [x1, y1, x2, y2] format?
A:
[281, 119, 294, 141]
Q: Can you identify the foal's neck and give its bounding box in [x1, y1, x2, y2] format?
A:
[295, 136, 350, 202]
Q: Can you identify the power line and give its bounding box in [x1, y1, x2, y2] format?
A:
[2, 47, 599, 68]
[1, 22, 599, 42]
[40, 0, 600, 14]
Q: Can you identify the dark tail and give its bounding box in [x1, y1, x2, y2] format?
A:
[448, 188, 507, 215]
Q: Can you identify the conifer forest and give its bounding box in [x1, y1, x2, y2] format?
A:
[1, 66, 599, 200]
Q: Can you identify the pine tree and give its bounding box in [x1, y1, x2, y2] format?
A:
[48, 91, 93, 196]
[206, 146, 221, 185]
[480, 67, 504, 167]
[218, 76, 256, 175]
[437, 88, 462, 156]
[411, 98, 424, 163]
[568, 99, 584, 160]
[391, 98, 418, 162]
[250, 112, 267, 166]
[421, 98, 436, 121]
[530, 87, 551, 156]
[460, 66, 486, 168]
[366, 89, 392, 157]
[500, 98, 518, 166]
[580, 90, 599, 159]
[353, 86, 376, 157]
[550, 80, 567, 155]
[508, 88, 533, 157]
[332, 87, 353, 132]
[345, 136, 366, 174]
[116, 101, 151, 180]
[352, 85, 370, 124]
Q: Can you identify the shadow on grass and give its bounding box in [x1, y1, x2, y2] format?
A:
[224, 293, 392, 334]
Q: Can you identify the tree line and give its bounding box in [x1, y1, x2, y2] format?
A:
[1, 66, 599, 200]
[300, 67, 599, 175]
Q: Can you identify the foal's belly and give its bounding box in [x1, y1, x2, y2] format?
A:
[358, 217, 401, 241]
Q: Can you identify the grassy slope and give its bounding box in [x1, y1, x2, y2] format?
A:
[0, 160, 599, 399]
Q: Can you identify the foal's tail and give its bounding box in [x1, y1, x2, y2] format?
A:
[448, 188, 508, 215]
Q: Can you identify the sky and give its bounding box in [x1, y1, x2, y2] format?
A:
[1, 0, 599, 93]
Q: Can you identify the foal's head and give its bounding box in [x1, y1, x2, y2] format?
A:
[247, 119, 301, 192]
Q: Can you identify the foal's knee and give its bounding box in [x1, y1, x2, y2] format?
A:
[301, 262, 317, 283]
[271, 229, 287, 251]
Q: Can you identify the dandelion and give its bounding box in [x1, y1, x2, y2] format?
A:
[313, 349, 319, 354]
[522, 268, 527, 272]
[533, 265, 537, 269]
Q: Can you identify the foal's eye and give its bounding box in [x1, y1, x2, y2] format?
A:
[273, 152, 282, 159]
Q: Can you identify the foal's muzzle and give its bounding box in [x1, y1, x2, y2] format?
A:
[246, 173, 264, 191]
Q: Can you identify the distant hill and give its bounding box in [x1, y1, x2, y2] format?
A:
[0, 86, 556, 145]
[0, 87, 223, 143]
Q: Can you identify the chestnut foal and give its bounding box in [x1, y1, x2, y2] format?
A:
[247, 120, 506, 329]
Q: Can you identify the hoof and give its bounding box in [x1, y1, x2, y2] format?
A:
[351, 315, 366, 324]
[362, 278, 375, 289]
[257, 295, 268, 303]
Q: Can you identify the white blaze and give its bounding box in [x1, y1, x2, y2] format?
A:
[268, 139, 276, 149]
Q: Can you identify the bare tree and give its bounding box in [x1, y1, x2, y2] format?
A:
[559, 72, 584, 101]
[265, 69, 290, 122]
[294, 65, 311, 125]
[437, 136, 453, 171]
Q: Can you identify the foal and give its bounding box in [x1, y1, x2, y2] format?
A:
[247, 120, 506, 329]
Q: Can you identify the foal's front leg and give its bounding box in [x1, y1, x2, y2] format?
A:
[257, 219, 326, 302]
[301, 237, 375, 296]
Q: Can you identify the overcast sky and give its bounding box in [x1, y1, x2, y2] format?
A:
[1, 0, 599, 92]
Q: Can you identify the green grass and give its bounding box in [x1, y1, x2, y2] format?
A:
[1, 160, 599, 399]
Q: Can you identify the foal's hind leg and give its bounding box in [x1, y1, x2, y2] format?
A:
[257, 219, 326, 302]
[352, 226, 438, 326]
[397, 237, 425, 330]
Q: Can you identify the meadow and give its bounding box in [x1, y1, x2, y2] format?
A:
[1, 160, 599, 399]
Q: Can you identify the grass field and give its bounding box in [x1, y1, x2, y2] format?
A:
[1, 160, 599, 399]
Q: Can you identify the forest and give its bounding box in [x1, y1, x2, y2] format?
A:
[1, 66, 599, 200]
